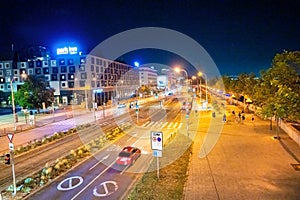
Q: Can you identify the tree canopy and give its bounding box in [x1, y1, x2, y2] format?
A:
[221, 50, 300, 121]
[14, 75, 55, 110]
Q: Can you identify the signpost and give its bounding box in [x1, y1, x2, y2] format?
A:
[151, 131, 163, 179]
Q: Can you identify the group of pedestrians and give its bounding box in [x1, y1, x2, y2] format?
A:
[231, 110, 254, 123]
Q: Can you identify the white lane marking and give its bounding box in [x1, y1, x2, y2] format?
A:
[71, 161, 115, 200]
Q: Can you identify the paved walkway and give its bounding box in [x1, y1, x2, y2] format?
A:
[184, 103, 300, 199]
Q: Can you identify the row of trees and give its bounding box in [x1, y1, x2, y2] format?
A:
[218, 51, 300, 123]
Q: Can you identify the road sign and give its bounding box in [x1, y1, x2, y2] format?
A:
[7, 133, 14, 142]
[153, 150, 162, 157]
[9, 143, 14, 151]
[151, 131, 163, 150]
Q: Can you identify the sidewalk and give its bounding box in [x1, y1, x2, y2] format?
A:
[183, 102, 300, 199]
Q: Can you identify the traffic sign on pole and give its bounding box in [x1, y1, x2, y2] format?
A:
[7, 133, 14, 143]
[151, 131, 163, 150]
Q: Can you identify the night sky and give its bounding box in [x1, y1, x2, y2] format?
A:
[0, 0, 299, 76]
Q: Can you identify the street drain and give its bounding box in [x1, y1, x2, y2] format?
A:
[291, 164, 300, 171]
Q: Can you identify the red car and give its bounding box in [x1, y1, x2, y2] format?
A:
[116, 146, 141, 165]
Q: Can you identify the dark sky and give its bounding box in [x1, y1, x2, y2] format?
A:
[0, 0, 299, 75]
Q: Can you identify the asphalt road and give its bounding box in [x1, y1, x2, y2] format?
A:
[26, 97, 182, 199]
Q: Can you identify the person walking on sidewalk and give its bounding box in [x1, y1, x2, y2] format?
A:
[223, 113, 227, 123]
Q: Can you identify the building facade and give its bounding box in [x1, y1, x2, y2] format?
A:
[0, 46, 139, 108]
[138, 66, 158, 88]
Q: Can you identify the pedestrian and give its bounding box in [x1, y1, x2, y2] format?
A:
[238, 112, 241, 119]
[251, 114, 254, 122]
[242, 115, 245, 121]
[212, 112, 216, 118]
[223, 114, 226, 122]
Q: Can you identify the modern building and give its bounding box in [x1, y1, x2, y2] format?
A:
[0, 45, 139, 108]
[138, 66, 158, 88]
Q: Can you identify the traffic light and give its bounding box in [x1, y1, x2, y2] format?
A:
[4, 153, 10, 165]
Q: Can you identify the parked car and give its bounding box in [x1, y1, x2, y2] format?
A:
[116, 146, 141, 165]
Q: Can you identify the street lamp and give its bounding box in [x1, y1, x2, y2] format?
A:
[198, 72, 208, 103]
[10, 79, 17, 132]
[174, 67, 189, 93]
[174, 67, 188, 80]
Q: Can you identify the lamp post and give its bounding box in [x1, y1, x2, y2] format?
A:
[10, 78, 17, 132]
[174, 67, 188, 93]
[198, 72, 208, 103]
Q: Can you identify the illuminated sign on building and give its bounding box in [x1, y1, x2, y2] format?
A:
[57, 46, 78, 55]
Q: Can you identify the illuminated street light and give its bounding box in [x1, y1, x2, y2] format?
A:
[134, 61, 140, 67]
[198, 72, 207, 103]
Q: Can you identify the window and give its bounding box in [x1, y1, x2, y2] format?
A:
[14, 70, 19, 75]
[79, 65, 85, 71]
[91, 65, 94, 71]
[61, 82, 67, 88]
[28, 61, 34, 68]
[52, 67, 58, 74]
[96, 58, 100, 65]
[96, 66, 99, 73]
[0, 84, 4, 89]
[80, 57, 86, 64]
[67, 59, 74, 65]
[68, 74, 74, 80]
[20, 62, 26, 68]
[61, 66, 67, 73]
[36, 60, 42, 67]
[59, 59, 65, 65]
[5, 63, 10, 68]
[43, 68, 50, 74]
[42, 61, 48, 67]
[51, 60, 56, 66]
[81, 73, 87, 79]
[91, 57, 95, 64]
[0, 71, 3, 76]
[79, 80, 85, 87]
[91, 81, 95, 87]
[60, 74, 66, 81]
[35, 69, 41, 74]
[28, 69, 33, 75]
[69, 66, 75, 73]
[0, 78, 4, 83]
[68, 82, 74, 88]
[0, 63, 3, 69]
[51, 74, 58, 81]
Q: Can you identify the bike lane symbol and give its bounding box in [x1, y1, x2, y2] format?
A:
[93, 181, 118, 197]
[57, 176, 83, 191]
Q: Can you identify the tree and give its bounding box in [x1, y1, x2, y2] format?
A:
[14, 75, 55, 112]
[259, 51, 300, 134]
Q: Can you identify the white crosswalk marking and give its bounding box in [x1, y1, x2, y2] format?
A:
[141, 121, 182, 129]
[142, 121, 150, 127]
[167, 122, 174, 128]
[162, 122, 168, 127]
